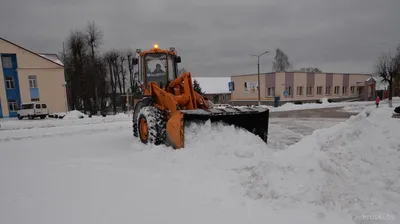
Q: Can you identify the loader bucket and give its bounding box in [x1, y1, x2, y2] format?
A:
[165, 107, 269, 149]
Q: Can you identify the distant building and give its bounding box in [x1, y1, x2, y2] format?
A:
[193, 77, 231, 104]
[374, 76, 400, 100]
[0, 37, 67, 118]
[204, 93, 231, 104]
[230, 72, 376, 106]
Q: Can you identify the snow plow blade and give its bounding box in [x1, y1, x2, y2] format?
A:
[166, 107, 269, 149]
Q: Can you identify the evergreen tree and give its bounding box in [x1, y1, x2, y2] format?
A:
[193, 79, 205, 96]
[272, 48, 291, 72]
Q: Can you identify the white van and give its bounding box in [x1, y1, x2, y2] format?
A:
[17, 102, 49, 120]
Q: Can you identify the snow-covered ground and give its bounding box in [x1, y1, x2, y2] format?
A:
[0, 100, 399, 224]
[229, 97, 400, 114]
[221, 97, 372, 113]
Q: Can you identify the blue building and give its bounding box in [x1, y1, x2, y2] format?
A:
[0, 37, 67, 118]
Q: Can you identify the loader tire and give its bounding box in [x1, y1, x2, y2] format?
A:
[133, 122, 139, 137]
[136, 106, 166, 145]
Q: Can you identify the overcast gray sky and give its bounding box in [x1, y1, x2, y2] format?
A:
[1, 0, 399, 77]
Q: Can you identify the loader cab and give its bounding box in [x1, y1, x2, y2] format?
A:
[133, 45, 181, 90]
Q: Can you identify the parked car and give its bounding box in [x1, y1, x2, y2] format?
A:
[17, 102, 49, 120]
[394, 106, 400, 114]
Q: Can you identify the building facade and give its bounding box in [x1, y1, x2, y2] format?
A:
[204, 93, 231, 104]
[0, 37, 67, 118]
[230, 72, 375, 106]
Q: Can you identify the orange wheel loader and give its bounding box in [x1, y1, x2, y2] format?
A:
[131, 45, 269, 149]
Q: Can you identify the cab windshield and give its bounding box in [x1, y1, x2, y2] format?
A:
[145, 53, 176, 88]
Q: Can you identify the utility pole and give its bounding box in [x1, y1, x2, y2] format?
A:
[250, 50, 269, 106]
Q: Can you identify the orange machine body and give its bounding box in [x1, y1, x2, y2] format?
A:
[133, 45, 269, 149]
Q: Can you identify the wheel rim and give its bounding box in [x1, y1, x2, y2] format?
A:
[139, 117, 148, 141]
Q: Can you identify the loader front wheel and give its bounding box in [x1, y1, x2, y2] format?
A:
[139, 117, 149, 142]
[136, 106, 166, 145]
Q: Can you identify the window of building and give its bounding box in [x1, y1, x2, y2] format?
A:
[31, 98, 40, 102]
[285, 86, 292, 96]
[1, 57, 12, 68]
[8, 100, 18, 112]
[306, 86, 313, 96]
[317, 86, 322, 95]
[342, 86, 348, 95]
[334, 86, 340, 94]
[266, 87, 275, 96]
[326, 86, 331, 95]
[296, 86, 303, 96]
[5, 76, 15, 89]
[350, 86, 355, 94]
[29, 75, 38, 88]
[213, 95, 219, 103]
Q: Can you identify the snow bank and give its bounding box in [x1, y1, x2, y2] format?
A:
[320, 97, 330, 104]
[340, 104, 370, 113]
[239, 106, 400, 223]
[0, 113, 131, 131]
[63, 110, 87, 119]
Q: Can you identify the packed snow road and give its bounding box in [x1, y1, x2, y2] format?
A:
[0, 100, 399, 224]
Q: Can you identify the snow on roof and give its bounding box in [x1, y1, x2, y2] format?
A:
[39, 53, 64, 66]
[366, 77, 376, 82]
[193, 77, 231, 94]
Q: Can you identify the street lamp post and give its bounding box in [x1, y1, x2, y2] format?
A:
[250, 50, 269, 106]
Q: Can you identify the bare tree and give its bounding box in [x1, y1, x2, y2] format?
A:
[94, 54, 109, 112]
[66, 29, 89, 111]
[126, 50, 135, 95]
[120, 55, 127, 95]
[104, 50, 118, 114]
[375, 49, 400, 107]
[272, 48, 291, 72]
[85, 21, 103, 114]
[119, 54, 128, 111]
[112, 52, 123, 96]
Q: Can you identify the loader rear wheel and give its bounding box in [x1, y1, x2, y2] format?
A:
[136, 106, 166, 145]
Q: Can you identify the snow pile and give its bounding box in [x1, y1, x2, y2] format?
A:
[0, 113, 131, 131]
[277, 102, 296, 109]
[184, 120, 268, 156]
[340, 104, 370, 113]
[239, 107, 400, 223]
[63, 110, 87, 119]
[320, 97, 330, 104]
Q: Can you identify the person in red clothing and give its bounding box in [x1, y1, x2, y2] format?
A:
[376, 96, 380, 108]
